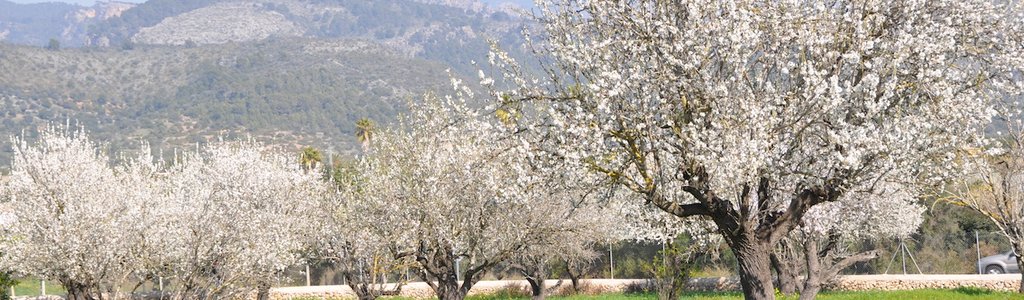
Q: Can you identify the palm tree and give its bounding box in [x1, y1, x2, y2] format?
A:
[300, 147, 323, 171]
[355, 118, 375, 149]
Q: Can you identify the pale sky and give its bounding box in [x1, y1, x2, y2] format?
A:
[481, 0, 535, 8]
[8, 0, 147, 5]
[9, 0, 535, 7]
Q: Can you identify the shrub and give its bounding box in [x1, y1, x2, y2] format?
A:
[489, 282, 532, 298]
[622, 280, 657, 295]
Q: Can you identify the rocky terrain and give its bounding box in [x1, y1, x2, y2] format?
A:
[0, 0, 136, 46]
[133, 1, 304, 45]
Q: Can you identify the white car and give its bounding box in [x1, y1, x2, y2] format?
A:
[978, 251, 1020, 274]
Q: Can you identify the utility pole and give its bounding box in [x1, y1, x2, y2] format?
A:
[456, 256, 462, 282]
[976, 231, 982, 274]
[608, 241, 615, 280]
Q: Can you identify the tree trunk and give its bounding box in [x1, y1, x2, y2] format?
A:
[344, 271, 375, 300]
[526, 277, 545, 300]
[354, 284, 378, 300]
[564, 264, 582, 293]
[771, 243, 799, 295]
[645, 178, 834, 300]
[435, 278, 468, 300]
[63, 281, 95, 300]
[798, 240, 821, 300]
[255, 281, 271, 300]
[1014, 241, 1024, 293]
[732, 237, 775, 300]
[569, 276, 580, 294]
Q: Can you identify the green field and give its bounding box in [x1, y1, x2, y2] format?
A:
[458, 288, 1024, 300]
[19, 286, 1024, 299]
[9, 278, 66, 296]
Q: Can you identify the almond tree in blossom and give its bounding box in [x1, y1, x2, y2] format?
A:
[947, 110, 1024, 292]
[1, 127, 158, 300]
[485, 1, 1024, 298]
[153, 141, 326, 300]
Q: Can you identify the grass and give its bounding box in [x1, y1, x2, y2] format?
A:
[22, 285, 1024, 299]
[776, 287, 1023, 300]
[10, 278, 66, 296]
[457, 287, 1023, 300]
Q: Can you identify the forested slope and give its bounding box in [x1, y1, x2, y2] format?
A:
[0, 38, 452, 166]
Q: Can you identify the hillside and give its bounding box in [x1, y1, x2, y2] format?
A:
[0, 0, 135, 47]
[0, 0, 534, 169]
[0, 38, 454, 167]
[102, 0, 526, 72]
[0, 0, 532, 70]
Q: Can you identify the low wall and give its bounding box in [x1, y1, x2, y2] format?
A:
[270, 279, 639, 299]
[682, 274, 1023, 292]
[828, 274, 1021, 292]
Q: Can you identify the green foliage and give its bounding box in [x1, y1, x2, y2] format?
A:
[300, 147, 323, 170]
[644, 240, 693, 300]
[45, 38, 59, 50]
[355, 117, 376, 145]
[0, 272, 14, 300]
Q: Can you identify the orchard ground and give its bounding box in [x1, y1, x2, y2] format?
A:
[9, 276, 1024, 299]
[270, 277, 1024, 300]
[462, 290, 1023, 300]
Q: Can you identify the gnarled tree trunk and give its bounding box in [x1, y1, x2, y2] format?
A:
[798, 240, 822, 300]
[62, 280, 96, 300]
[417, 242, 490, 300]
[771, 239, 800, 296]
[525, 277, 546, 300]
[433, 277, 468, 300]
[564, 264, 583, 294]
[797, 233, 879, 300]
[645, 175, 839, 300]
[255, 281, 271, 300]
[731, 237, 775, 300]
[520, 260, 551, 300]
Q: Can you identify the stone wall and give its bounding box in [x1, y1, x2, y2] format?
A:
[828, 274, 1020, 292]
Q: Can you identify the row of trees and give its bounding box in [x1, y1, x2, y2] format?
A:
[0, 94, 646, 300]
[0, 127, 325, 300]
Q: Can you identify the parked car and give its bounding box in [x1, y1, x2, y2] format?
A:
[978, 251, 1020, 274]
